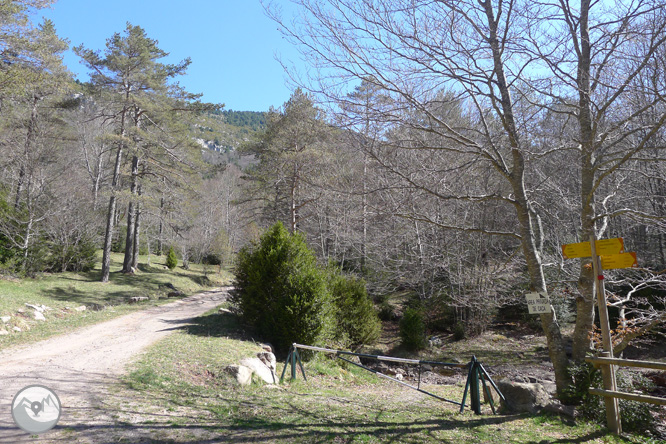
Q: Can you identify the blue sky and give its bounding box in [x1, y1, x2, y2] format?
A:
[37, 1, 300, 112]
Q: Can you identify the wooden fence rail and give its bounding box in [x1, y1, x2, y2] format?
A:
[585, 355, 666, 432]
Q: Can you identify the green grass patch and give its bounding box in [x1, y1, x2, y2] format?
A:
[0, 251, 232, 349]
[113, 307, 658, 443]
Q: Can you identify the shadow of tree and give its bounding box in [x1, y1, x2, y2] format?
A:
[30, 392, 613, 444]
[158, 311, 250, 343]
[39, 266, 199, 307]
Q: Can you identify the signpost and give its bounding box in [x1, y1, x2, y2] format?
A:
[588, 235, 622, 434]
[560, 236, 637, 435]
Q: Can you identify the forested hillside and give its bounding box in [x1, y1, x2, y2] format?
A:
[195, 110, 264, 167]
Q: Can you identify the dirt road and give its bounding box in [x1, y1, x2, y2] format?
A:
[0, 287, 230, 443]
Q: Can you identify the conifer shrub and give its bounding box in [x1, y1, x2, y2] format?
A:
[232, 222, 333, 353]
[328, 269, 381, 348]
[400, 308, 427, 351]
[453, 321, 466, 341]
[166, 246, 178, 270]
[46, 235, 97, 272]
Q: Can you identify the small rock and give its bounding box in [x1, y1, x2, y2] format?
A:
[74, 306, 86, 312]
[129, 296, 149, 303]
[1, 316, 10, 323]
[26, 303, 44, 312]
[218, 308, 232, 314]
[13, 327, 21, 332]
[17, 308, 25, 314]
[0, 329, 8, 335]
[33, 311, 46, 321]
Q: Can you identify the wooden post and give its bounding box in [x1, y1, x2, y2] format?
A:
[590, 235, 622, 434]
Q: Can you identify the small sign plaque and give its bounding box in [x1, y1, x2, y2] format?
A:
[525, 292, 550, 314]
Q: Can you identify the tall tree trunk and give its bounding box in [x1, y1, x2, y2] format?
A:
[101, 109, 127, 282]
[290, 163, 299, 233]
[571, 0, 598, 362]
[480, 0, 571, 396]
[572, 155, 596, 361]
[362, 150, 368, 268]
[131, 185, 141, 270]
[92, 153, 103, 211]
[158, 195, 164, 256]
[15, 95, 40, 209]
[511, 173, 571, 398]
[122, 155, 139, 273]
[101, 195, 117, 282]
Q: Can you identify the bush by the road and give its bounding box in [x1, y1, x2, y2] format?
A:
[328, 269, 381, 348]
[232, 222, 333, 353]
[232, 222, 380, 353]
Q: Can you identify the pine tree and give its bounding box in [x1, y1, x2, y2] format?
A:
[241, 89, 328, 233]
[75, 23, 201, 281]
[165, 246, 178, 270]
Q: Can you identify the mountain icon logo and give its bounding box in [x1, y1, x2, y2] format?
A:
[11, 385, 62, 434]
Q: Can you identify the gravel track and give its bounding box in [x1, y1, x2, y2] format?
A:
[0, 287, 231, 443]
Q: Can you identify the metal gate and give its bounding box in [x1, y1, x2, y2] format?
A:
[281, 343, 505, 415]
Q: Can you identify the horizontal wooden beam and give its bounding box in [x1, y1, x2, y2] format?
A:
[586, 357, 666, 371]
[589, 388, 666, 406]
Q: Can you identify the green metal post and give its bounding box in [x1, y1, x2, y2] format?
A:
[291, 345, 297, 380]
[296, 348, 307, 381]
[470, 357, 481, 415]
[460, 357, 475, 413]
[280, 348, 293, 383]
[480, 370, 496, 414]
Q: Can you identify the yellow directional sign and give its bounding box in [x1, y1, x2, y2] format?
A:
[561, 238, 624, 259]
[562, 242, 592, 259]
[601, 252, 638, 270]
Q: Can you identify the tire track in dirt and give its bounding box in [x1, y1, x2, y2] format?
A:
[0, 287, 231, 443]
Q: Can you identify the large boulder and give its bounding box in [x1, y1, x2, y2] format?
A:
[497, 379, 551, 414]
[224, 365, 253, 386]
[239, 357, 277, 384]
[226, 350, 279, 386]
[257, 352, 276, 372]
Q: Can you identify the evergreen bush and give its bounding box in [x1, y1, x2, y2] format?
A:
[166, 246, 178, 270]
[46, 235, 97, 272]
[453, 321, 466, 341]
[232, 222, 333, 353]
[328, 269, 381, 348]
[400, 308, 427, 351]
